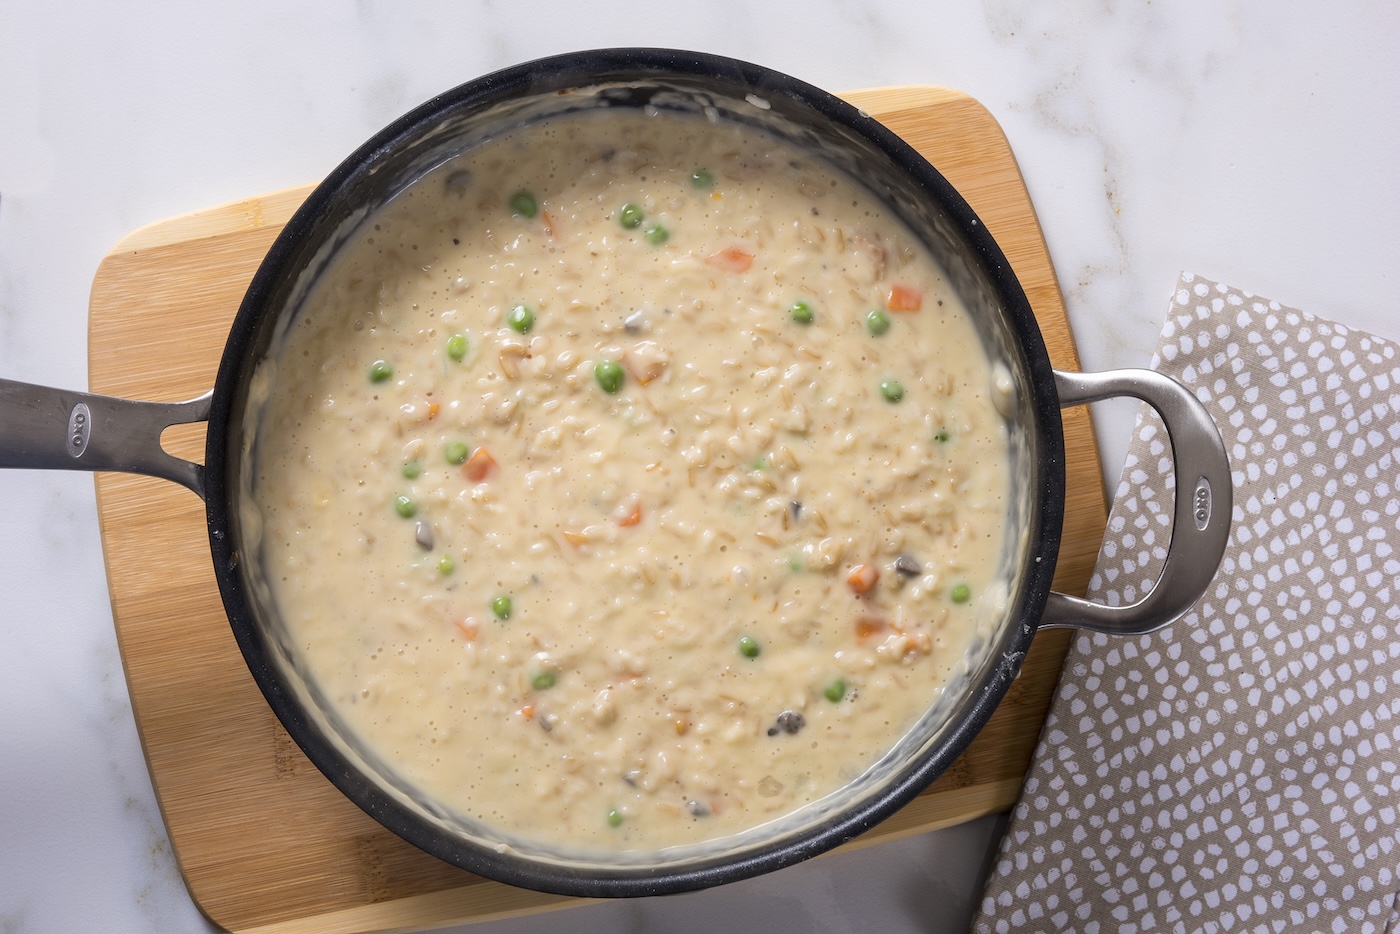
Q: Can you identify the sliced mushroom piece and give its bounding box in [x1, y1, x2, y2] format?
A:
[766, 710, 806, 736]
[894, 554, 922, 578]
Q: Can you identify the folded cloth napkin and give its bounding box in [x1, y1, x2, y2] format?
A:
[974, 273, 1400, 933]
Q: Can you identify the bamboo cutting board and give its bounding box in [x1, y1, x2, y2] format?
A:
[90, 87, 1107, 933]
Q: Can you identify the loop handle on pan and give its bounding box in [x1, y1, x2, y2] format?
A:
[1042, 368, 1232, 635]
[0, 378, 209, 499]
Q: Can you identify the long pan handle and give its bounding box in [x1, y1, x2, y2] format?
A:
[0, 378, 210, 499]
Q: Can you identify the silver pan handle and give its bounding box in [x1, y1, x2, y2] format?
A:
[1041, 368, 1231, 635]
[0, 378, 210, 500]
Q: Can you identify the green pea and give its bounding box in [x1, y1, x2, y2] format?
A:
[444, 441, 470, 465]
[369, 360, 393, 383]
[789, 300, 814, 325]
[934, 429, 951, 443]
[644, 223, 669, 246]
[509, 190, 538, 218]
[532, 670, 556, 691]
[690, 168, 714, 189]
[824, 678, 847, 703]
[506, 304, 534, 334]
[595, 359, 625, 394]
[393, 495, 417, 519]
[619, 202, 644, 229]
[607, 808, 623, 828]
[437, 554, 455, 576]
[446, 334, 469, 361]
[491, 595, 513, 620]
[738, 635, 760, 659]
[787, 556, 804, 573]
[879, 379, 905, 403]
[950, 583, 971, 604]
[866, 308, 891, 336]
[402, 461, 423, 480]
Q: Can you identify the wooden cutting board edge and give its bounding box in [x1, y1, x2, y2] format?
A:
[89, 85, 1106, 934]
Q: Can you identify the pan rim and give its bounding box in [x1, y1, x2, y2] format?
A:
[203, 46, 1066, 897]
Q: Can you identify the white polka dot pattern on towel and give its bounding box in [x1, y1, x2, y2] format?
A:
[973, 274, 1400, 933]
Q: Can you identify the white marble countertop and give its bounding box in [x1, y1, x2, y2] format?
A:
[2, 3, 1396, 932]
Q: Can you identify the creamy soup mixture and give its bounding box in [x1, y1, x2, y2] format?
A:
[252, 109, 1012, 852]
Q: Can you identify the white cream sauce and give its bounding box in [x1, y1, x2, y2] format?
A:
[251, 110, 1012, 852]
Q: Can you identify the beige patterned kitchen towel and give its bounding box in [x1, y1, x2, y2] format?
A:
[974, 273, 1400, 933]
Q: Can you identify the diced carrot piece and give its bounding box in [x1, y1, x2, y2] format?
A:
[618, 502, 643, 527]
[463, 447, 497, 481]
[427, 402, 441, 420]
[518, 704, 535, 720]
[855, 617, 886, 640]
[847, 563, 880, 594]
[886, 284, 923, 312]
[706, 246, 754, 273]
